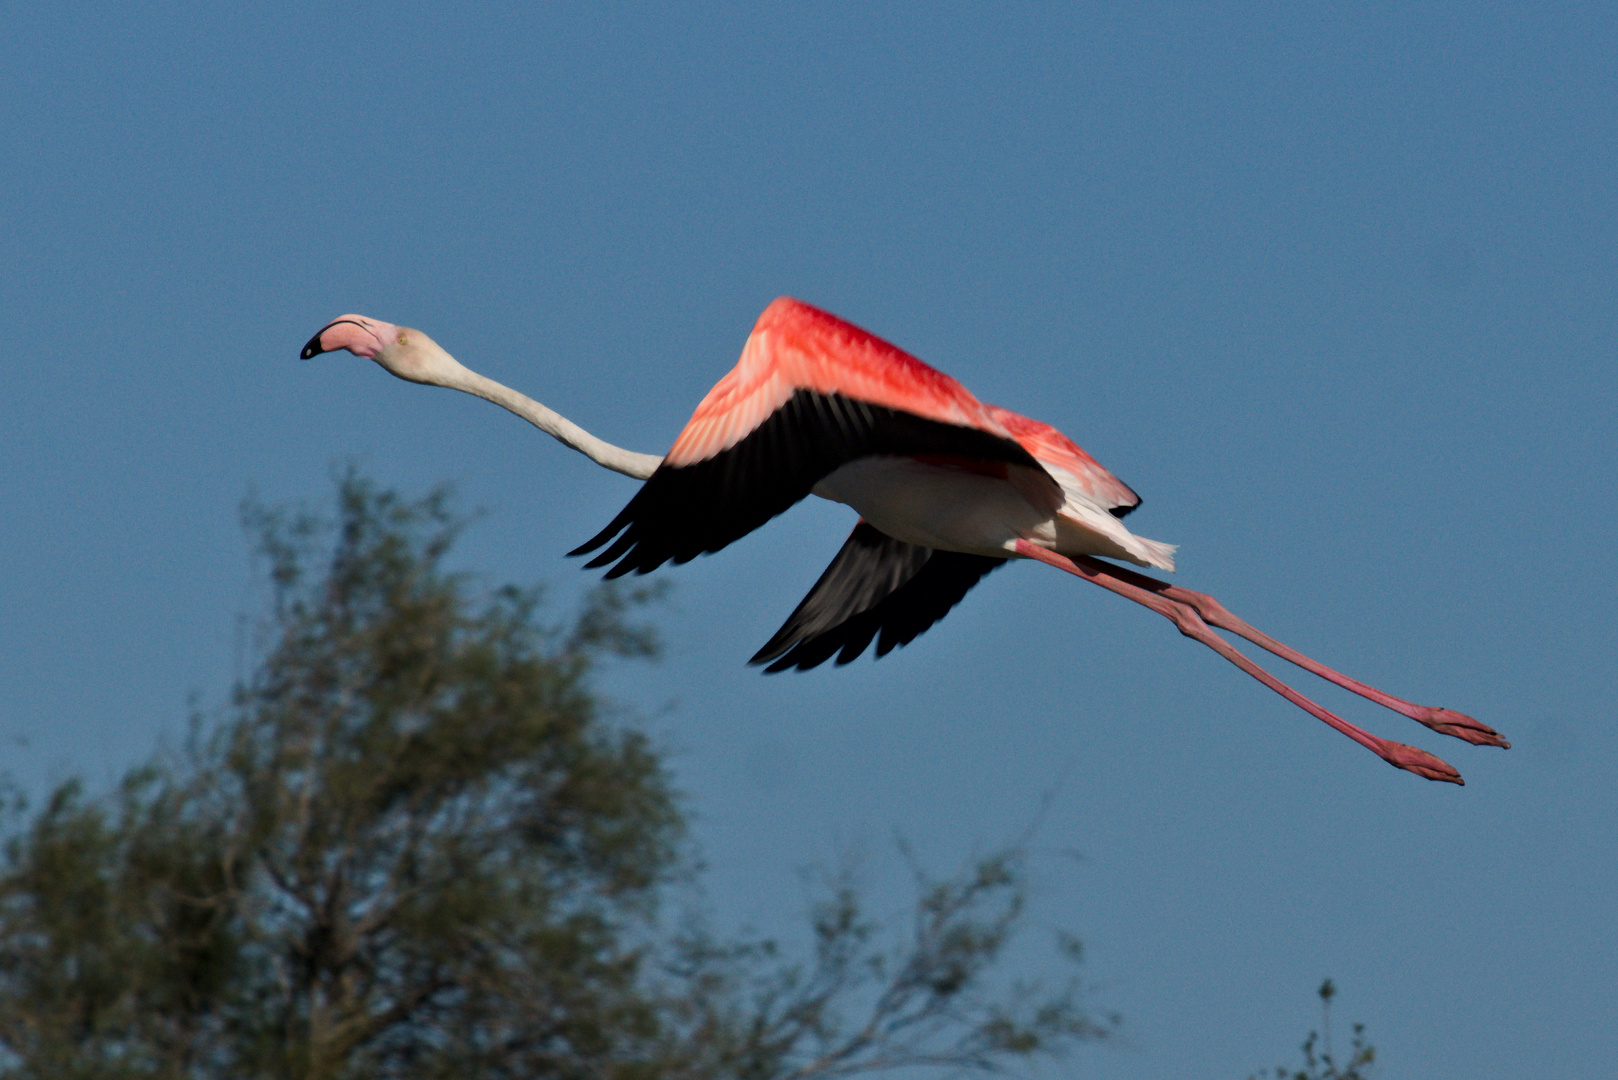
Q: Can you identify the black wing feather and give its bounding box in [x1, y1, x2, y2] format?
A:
[570, 390, 1048, 578]
[750, 521, 1006, 673]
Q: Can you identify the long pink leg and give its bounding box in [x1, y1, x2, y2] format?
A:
[1014, 541, 1464, 784]
[1070, 557, 1507, 749]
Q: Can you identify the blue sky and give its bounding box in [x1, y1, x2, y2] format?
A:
[4, 4, 1615, 1076]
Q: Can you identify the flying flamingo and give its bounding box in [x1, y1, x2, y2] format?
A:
[302, 297, 1506, 783]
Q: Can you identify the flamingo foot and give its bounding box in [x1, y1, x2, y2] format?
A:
[1412, 707, 1509, 748]
[1380, 740, 1464, 784]
[1072, 557, 1509, 751]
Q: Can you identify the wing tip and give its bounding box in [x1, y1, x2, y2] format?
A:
[568, 515, 629, 559]
[1109, 493, 1141, 519]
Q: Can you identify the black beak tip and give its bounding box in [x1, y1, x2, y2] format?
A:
[300, 333, 325, 360]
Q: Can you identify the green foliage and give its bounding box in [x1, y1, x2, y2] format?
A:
[1250, 980, 1376, 1080]
[649, 849, 1116, 1079]
[0, 471, 1111, 1080]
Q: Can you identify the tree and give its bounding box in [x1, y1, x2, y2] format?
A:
[1249, 980, 1376, 1080]
[0, 471, 1110, 1079]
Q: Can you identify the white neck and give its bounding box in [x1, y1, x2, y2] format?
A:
[434, 361, 664, 481]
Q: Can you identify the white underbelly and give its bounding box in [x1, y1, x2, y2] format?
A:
[811, 456, 1180, 571]
[811, 457, 1055, 557]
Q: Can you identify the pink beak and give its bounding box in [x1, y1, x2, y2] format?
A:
[300, 316, 388, 360]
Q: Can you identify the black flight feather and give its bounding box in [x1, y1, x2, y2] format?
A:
[750, 521, 1006, 672]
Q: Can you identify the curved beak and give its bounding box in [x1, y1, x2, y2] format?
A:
[300, 316, 384, 360]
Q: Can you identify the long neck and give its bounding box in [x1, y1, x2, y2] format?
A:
[441, 365, 664, 481]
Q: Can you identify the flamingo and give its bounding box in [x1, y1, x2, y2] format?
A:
[302, 297, 1507, 783]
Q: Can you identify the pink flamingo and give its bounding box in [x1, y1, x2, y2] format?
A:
[303, 297, 1506, 783]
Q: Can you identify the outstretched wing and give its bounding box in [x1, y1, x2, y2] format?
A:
[572, 298, 1055, 577]
[750, 521, 1006, 672]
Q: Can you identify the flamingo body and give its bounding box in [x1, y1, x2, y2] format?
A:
[573, 297, 1176, 579]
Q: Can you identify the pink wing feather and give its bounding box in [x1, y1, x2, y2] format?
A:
[666, 298, 1015, 465]
[986, 405, 1141, 515]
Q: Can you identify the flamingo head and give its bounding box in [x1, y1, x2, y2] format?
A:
[300, 314, 462, 387]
